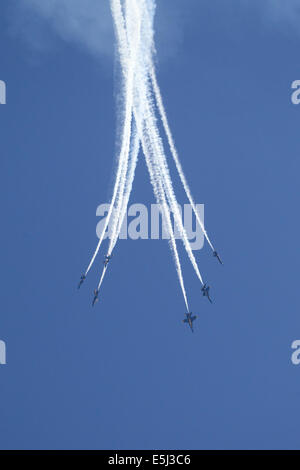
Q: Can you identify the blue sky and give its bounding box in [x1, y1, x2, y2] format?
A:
[0, 0, 300, 450]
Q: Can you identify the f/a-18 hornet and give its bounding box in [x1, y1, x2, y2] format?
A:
[201, 283, 212, 303]
[213, 251, 223, 265]
[183, 312, 197, 333]
[77, 274, 86, 290]
[92, 289, 99, 306]
[104, 254, 113, 268]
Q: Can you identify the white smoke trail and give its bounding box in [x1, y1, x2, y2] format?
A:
[141, 119, 190, 311]
[130, 0, 192, 308]
[150, 67, 215, 252]
[93, 0, 209, 309]
[106, 0, 190, 310]
[111, 0, 203, 296]
[84, 0, 138, 276]
[98, 116, 190, 312]
[142, 92, 205, 286]
[97, 263, 107, 291]
[109, 122, 140, 252]
[95, 133, 140, 293]
[107, 0, 141, 254]
[133, 2, 204, 286]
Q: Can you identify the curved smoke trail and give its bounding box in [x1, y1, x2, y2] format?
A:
[150, 67, 215, 252]
[104, 0, 190, 310]
[84, 0, 139, 276]
[83, 0, 218, 310]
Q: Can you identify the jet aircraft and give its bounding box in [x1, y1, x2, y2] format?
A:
[77, 274, 86, 289]
[213, 251, 223, 265]
[104, 254, 113, 268]
[92, 289, 99, 306]
[183, 312, 197, 332]
[201, 283, 212, 303]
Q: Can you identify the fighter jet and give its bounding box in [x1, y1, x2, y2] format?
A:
[213, 251, 223, 265]
[92, 289, 99, 306]
[182, 312, 197, 332]
[201, 283, 212, 303]
[103, 254, 113, 268]
[77, 274, 86, 290]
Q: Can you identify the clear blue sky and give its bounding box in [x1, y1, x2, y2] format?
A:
[0, 0, 300, 450]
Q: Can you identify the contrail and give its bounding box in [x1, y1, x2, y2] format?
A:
[133, 3, 205, 285]
[84, 0, 139, 276]
[83, 0, 218, 310]
[102, 0, 190, 310]
[109, 122, 140, 252]
[128, 0, 192, 307]
[136, 0, 205, 285]
[141, 116, 190, 312]
[96, 111, 190, 313]
[142, 93, 205, 286]
[110, 0, 202, 294]
[107, 0, 141, 254]
[150, 67, 215, 252]
[97, 264, 107, 291]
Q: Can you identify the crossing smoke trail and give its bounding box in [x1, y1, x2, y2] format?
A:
[97, 124, 140, 292]
[97, 0, 190, 311]
[109, 122, 140, 251]
[81, 0, 220, 310]
[99, 0, 202, 303]
[137, 1, 205, 284]
[107, 0, 141, 254]
[132, 0, 205, 286]
[150, 68, 215, 252]
[141, 125, 190, 311]
[95, 0, 141, 292]
[84, 0, 139, 276]
[108, 0, 191, 309]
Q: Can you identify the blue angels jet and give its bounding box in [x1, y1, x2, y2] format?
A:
[183, 312, 197, 332]
[104, 254, 113, 268]
[77, 274, 86, 290]
[201, 283, 212, 303]
[92, 289, 99, 306]
[213, 251, 223, 265]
